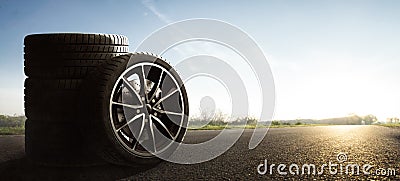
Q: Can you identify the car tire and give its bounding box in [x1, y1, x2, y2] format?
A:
[80, 53, 189, 166]
[24, 34, 129, 79]
[24, 33, 129, 166]
[24, 119, 103, 166]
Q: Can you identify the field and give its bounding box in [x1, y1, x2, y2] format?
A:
[0, 127, 25, 135]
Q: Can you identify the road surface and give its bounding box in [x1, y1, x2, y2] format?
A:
[0, 125, 399, 180]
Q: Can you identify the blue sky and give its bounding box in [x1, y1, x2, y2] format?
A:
[1, 0, 400, 121]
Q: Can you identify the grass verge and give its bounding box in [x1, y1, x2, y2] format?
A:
[189, 125, 229, 130]
[0, 127, 25, 135]
[377, 124, 400, 128]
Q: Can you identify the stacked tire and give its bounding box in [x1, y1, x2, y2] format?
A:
[24, 33, 129, 166]
[24, 33, 190, 167]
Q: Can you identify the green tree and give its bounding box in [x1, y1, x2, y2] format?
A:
[295, 122, 303, 125]
[271, 121, 281, 126]
[362, 114, 377, 125]
[0, 115, 26, 127]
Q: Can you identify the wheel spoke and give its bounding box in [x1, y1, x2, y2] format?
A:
[132, 140, 139, 151]
[151, 115, 174, 139]
[139, 65, 148, 101]
[116, 113, 144, 132]
[154, 89, 179, 107]
[111, 101, 142, 109]
[153, 107, 183, 116]
[132, 115, 146, 150]
[149, 70, 164, 102]
[149, 118, 157, 152]
[121, 76, 143, 105]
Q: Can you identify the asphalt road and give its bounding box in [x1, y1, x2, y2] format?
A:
[0, 125, 399, 180]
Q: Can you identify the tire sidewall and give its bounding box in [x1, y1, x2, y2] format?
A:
[86, 54, 189, 166]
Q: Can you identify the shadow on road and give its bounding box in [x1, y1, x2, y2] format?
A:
[0, 156, 153, 181]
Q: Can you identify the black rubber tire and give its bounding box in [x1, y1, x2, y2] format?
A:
[24, 53, 127, 78]
[23, 33, 130, 167]
[24, 33, 128, 46]
[79, 53, 189, 166]
[24, 33, 129, 79]
[25, 119, 103, 166]
[24, 78, 82, 122]
[24, 44, 129, 53]
[24, 33, 129, 122]
[24, 52, 126, 61]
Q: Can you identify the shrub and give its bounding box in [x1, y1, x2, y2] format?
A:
[271, 121, 281, 126]
[0, 115, 26, 127]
